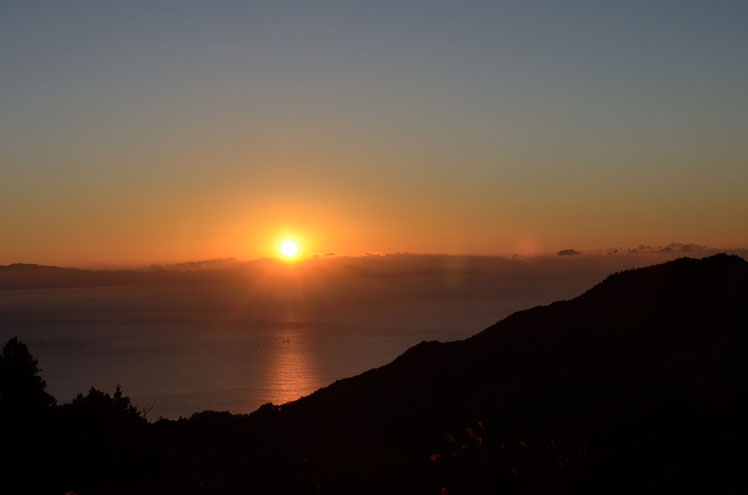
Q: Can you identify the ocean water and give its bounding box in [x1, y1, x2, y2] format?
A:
[0, 269, 607, 418]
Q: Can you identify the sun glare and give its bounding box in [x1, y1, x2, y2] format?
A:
[280, 239, 299, 258]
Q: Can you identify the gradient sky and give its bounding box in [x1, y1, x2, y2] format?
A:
[2, 1, 747, 266]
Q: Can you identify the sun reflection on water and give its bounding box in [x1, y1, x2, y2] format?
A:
[257, 309, 319, 405]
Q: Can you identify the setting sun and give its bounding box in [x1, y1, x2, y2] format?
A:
[280, 240, 299, 258]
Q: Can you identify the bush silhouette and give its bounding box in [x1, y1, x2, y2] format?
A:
[67, 384, 144, 423]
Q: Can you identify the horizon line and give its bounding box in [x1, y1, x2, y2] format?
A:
[3, 244, 748, 271]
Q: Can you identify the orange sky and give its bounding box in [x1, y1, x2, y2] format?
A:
[2, 3, 747, 267]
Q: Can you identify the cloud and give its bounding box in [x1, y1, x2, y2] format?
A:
[163, 258, 239, 271]
[557, 249, 582, 256]
[660, 242, 706, 252]
[628, 244, 655, 254]
[628, 243, 708, 255]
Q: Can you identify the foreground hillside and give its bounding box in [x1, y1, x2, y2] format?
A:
[3, 254, 748, 494]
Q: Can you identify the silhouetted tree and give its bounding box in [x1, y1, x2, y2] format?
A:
[0, 337, 56, 415]
[67, 384, 144, 423]
[0, 338, 57, 493]
[57, 385, 153, 494]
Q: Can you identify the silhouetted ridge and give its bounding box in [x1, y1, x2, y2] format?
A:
[579, 253, 747, 301]
[472, 253, 748, 340]
[254, 254, 748, 493]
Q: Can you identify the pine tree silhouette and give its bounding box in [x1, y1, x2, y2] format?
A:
[0, 337, 56, 415]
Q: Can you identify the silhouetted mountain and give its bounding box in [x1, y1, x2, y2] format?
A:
[222, 254, 748, 493]
[0, 263, 167, 289]
[0, 261, 267, 290]
[3, 255, 748, 493]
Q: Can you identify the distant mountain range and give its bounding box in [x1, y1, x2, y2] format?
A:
[0, 262, 239, 290]
[3, 250, 746, 291]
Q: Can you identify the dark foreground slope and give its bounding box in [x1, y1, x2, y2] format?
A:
[4, 255, 748, 494]
[236, 254, 748, 493]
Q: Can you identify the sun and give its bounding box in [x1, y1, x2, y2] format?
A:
[279, 239, 299, 258]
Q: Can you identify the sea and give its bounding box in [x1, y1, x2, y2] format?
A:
[0, 261, 635, 418]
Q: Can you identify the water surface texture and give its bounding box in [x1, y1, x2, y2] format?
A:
[0, 261, 632, 417]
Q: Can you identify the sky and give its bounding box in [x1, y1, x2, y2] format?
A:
[1, 1, 747, 266]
